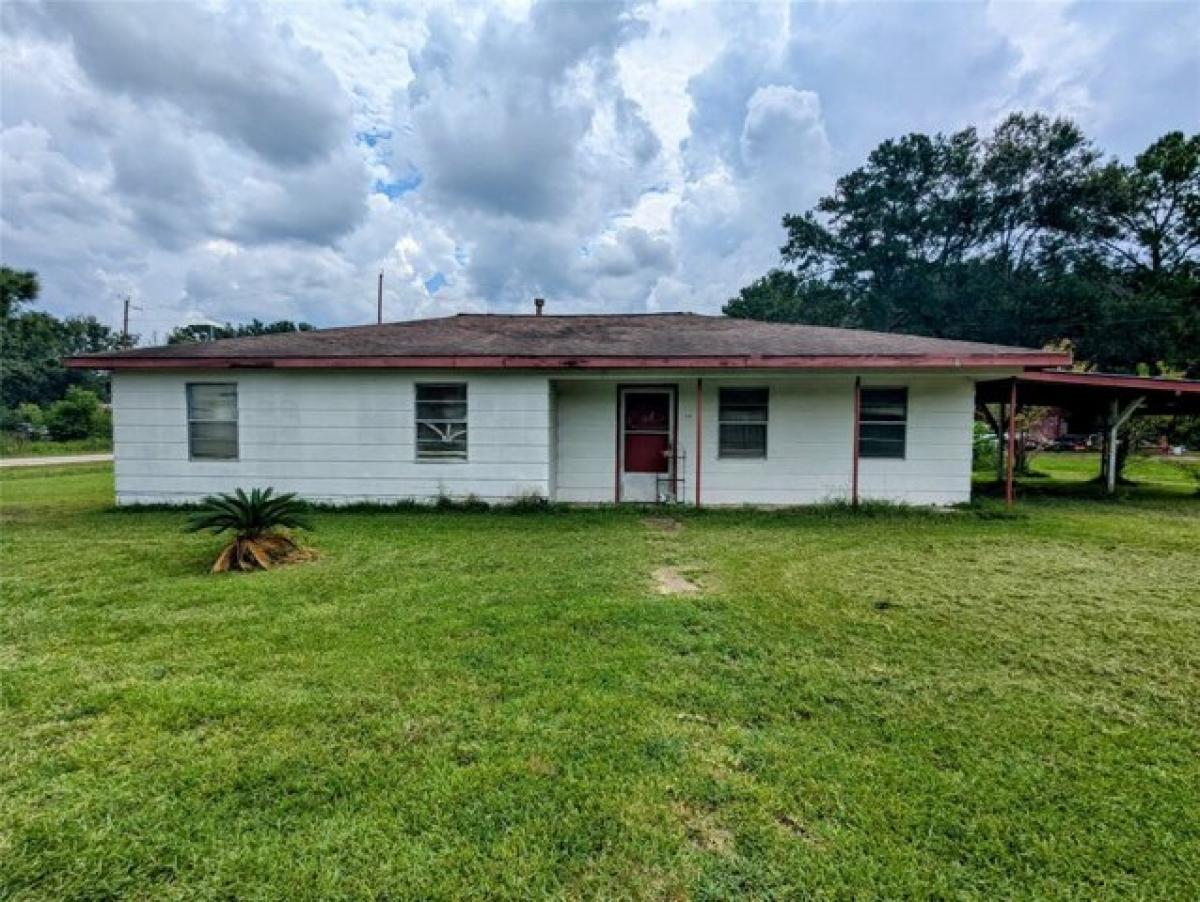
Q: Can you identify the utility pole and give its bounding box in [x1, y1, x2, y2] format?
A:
[121, 296, 142, 347]
[377, 271, 384, 325]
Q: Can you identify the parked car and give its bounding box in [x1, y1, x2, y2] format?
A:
[1052, 434, 1093, 452]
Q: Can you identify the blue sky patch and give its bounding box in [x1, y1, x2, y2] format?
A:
[355, 129, 393, 148]
[373, 171, 422, 199]
[424, 272, 447, 295]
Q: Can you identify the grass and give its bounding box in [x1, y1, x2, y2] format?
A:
[1, 465, 1198, 899]
[0, 434, 112, 458]
[974, 451, 1200, 499]
[1029, 451, 1199, 488]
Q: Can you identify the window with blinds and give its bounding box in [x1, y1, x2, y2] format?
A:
[187, 383, 238, 460]
[859, 387, 907, 459]
[718, 387, 769, 458]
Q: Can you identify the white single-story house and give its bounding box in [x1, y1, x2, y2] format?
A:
[67, 311, 1075, 507]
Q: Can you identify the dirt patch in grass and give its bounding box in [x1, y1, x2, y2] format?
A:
[776, 813, 823, 845]
[654, 566, 700, 595]
[642, 516, 683, 533]
[527, 753, 556, 776]
[673, 802, 733, 854]
[675, 711, 718, 727]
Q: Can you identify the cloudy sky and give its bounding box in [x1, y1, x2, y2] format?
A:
[1, 1, 1196, 340]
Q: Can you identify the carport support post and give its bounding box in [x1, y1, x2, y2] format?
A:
[1005, 379, 1017, 510]
[1106, 400, 1118, 494]
[1106, 396, 1146, 495]
[995, 403, 1006, 483]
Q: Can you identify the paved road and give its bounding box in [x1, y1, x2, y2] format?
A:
[0, 453, 113, 468]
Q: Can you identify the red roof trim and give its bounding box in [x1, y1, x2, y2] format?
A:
[65, 352, 1071, 371]
[1012, 370, 1200, 394]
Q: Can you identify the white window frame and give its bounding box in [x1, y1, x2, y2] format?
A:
[415, 382, 468, 461]
[186, 382, 239, 461]
[717, 387, 769, 459]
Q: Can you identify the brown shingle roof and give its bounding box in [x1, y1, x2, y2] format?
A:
[66, 313, 1070, 369]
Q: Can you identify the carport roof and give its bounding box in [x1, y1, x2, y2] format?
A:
[977, 371, 1200, 416]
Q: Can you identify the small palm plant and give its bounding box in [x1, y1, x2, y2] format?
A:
[186, 487, 312, 572]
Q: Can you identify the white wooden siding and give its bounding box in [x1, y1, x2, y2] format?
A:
[693, 375, 974, 506]
[551, 374, 976, 506]
[113, 369, 980, 507]
[696, 376, 854, 506]
[112, 370, 551, 505]
[856, 375, 976, 505]
[552, 381, 615, 503]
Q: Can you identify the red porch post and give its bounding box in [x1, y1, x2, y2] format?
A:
[694, 378, 703, 508]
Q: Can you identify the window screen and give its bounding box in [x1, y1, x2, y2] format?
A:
[859, 387, 907, 459]
[187, 383, 238, 460]
[718, 387, 769, 458]
[416, 383, 468, 460]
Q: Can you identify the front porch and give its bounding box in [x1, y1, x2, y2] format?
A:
[548, 373, 978, 508]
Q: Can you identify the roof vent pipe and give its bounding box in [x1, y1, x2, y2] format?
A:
[534, 297, 545, 316]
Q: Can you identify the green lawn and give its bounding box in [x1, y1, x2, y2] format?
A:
[0, 434, 112, 458]
[2, 466, 1197, 899]
[1028, 451, 1199, 487]
[972, 452, 1200, 503]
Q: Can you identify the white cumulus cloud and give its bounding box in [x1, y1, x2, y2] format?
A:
[0, 0, 1194, 338]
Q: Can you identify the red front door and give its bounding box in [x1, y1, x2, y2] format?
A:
[620, 388, 674, 501]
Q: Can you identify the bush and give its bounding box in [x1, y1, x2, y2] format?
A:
[92, 404, 112, 439]
[972, 420, 998, 472]
[44, 387, 104, 441]
[505, 490, 551, 512]
[0, 403, 46, 438]
[16, 402, 44, 430]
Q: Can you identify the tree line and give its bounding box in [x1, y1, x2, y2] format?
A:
[725, 114, 1198, 378]
[0, 266, 313, 444]
[1, 268, 123, 413]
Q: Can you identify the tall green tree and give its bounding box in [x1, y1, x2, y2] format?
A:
[0, 266, 124, 408]
[167, 319, 315, 344]
[1084, 132, 1200, 373]
[724, 116, 1199, 376]
[1089, 131, 1200, 276]
[0, 267, 39, 319]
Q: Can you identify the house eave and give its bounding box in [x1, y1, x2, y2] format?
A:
[64, 352, 1072, 371]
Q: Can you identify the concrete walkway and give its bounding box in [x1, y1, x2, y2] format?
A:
[0, 453, 113, 468]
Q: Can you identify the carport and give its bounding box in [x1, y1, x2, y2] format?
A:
[976, 372, 1200, 508]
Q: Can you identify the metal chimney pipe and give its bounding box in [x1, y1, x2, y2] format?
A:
[534, 297, 545, 316]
